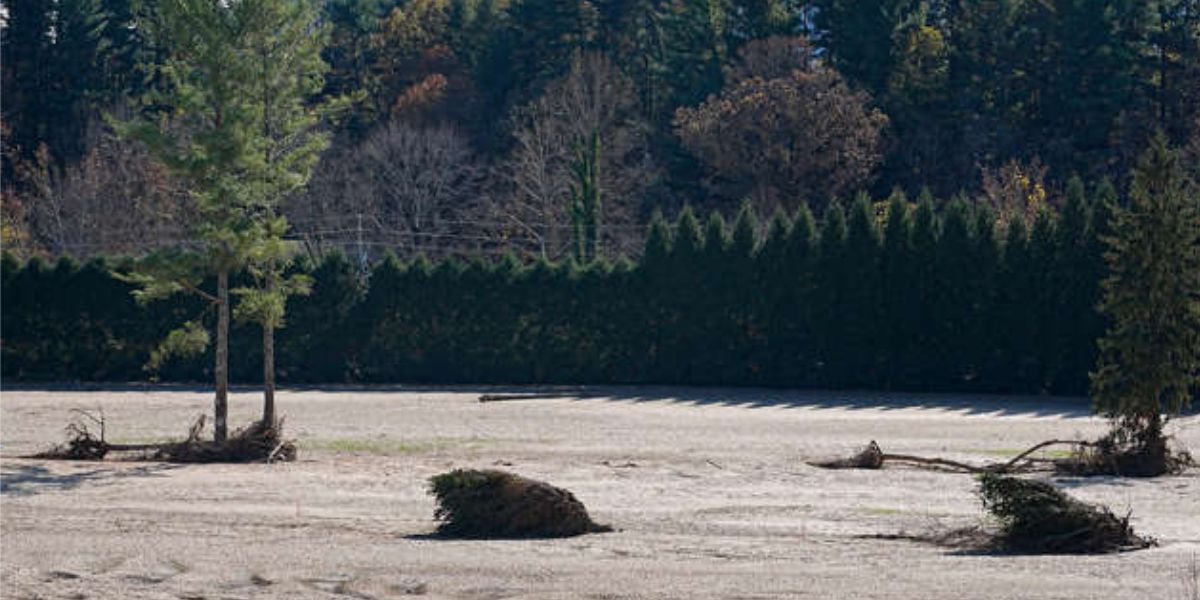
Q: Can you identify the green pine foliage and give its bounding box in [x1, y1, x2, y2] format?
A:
[1091, 135, 1200, 436]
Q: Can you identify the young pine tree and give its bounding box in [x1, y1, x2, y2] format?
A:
[119, 0, 335, 438]
[1091, 135, 1200, 464]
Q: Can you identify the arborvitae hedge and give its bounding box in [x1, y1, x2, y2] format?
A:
[1, 195, 1111, 395]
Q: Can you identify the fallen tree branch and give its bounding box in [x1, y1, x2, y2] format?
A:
[810, 439, 1098, 474]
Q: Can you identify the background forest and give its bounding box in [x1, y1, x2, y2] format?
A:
[3, 0, 1199, 262]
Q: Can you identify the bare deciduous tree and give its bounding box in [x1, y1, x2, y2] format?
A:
[288, 122, 487, 262]
[500, 51, 657, 259]
[19, 130, 188, 257]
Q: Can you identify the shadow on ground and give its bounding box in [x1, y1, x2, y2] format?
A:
[0, 462, 181, 497]
[3, 383, 1102, 418]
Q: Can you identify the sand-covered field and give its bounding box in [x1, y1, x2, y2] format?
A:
[2, 386, 1198, 599]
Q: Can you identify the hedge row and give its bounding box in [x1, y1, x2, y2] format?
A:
[1, 190, 1110, 395]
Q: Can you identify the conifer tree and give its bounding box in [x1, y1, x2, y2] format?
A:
[1052, 176, 1095, 392]
[842, 192, 883, 385]
[118, 0, 335, 438]
[908, 190, 939, 388]
[881, 188, 913, 386]
[969, 203, 1000, 388]
[816, 200, 848, 385]
[570, 132, 603, 264]
[1091, 134, 1200, 462]
[783, 204, 818, 383]
[1028, 208, 1059, 390]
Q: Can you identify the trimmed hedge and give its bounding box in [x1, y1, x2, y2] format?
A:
[1, 195, 1108, 395]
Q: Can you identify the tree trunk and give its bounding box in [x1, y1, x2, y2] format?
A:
[262, 267, 277, 426]
[215, 269, 230, 442]
[262, 320, 275, 426]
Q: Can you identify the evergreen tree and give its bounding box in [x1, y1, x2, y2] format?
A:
[908, 190, 938, 388]
[932, 198, 974, 386]
[815, 200, 848, 385]
[992, 216, 1035, 391]
[118, 0, 334, 438]
[1051, 176, 1095, 392]
[968, 202, 1000, 388]
[1028, 208, 1059, 390]
[655, 0, 727, 113]
[881, 188, 914, 386]
[569, 132, 603, 263]
[1091, 134, 1200, 460]
[841, 192, 883, 385]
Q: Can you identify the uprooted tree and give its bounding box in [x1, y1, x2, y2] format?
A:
[1088, 132, 1200, 476]
[812, 135, 1197, 478]
[428, 469, 612, 539]
[977, 473, 1153, 554]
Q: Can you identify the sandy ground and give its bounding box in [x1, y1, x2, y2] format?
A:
[1, 386, 1198, 600]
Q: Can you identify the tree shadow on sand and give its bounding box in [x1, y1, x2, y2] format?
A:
[0, 462, 181, 497]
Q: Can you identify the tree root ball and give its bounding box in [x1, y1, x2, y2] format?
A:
[978, 473, 1154, 554]
[155, 419, 297, 463]
[428, 469, 612, 539]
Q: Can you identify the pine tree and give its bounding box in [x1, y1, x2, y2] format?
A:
[118, 0, 335, 439]
[1091, 134, 1200, 461]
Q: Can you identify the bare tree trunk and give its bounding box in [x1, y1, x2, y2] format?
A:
[260, 270, 274, 424]
[215, 269, 230, 442]
[262, 315, 276, 426]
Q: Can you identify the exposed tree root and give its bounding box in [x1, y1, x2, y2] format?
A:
[428, 469, 612, 538]
[29, 412, 296, 464]
[152, 416, 297, 463]
[1054, 430, 1194, 478]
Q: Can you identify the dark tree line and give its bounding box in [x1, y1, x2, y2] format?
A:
[2, 183, 1114, 395]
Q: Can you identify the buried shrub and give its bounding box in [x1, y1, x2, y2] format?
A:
[978, 473, 1153, 554]
[428, 469, 612, 538]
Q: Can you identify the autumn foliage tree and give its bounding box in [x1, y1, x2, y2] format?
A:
[675, 37, 887, 213]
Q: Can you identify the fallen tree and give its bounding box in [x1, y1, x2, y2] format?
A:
[978, 473, 1154, 553]
[428, 469, 612, 538]
[810, 438, 1192, 477]
[30, 411, 296, 464]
